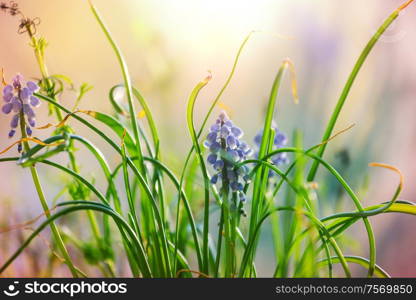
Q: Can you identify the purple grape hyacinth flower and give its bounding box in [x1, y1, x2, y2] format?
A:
[2, 73, 40, 139]
[205, 111, 252, 204]
[254, 122, 289, 178]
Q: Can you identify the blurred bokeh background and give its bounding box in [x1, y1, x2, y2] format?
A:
[0, 0, 415, 277]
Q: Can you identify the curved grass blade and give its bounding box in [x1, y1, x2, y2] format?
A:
[88, 1, 145, 172]
[318, 256, 390, 278]
[35, 92, 172, 276]
[0, 202, 152, 277]
[307, 0, 414, 181]
[186, 73, 212, 274]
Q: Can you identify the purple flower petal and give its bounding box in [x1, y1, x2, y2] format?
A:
[210, 174, 218, 184]
[207, 153, 217, 164]
[20, 87, 30, 100]
[26, 81, 39, 92]
[213, 160, 224, 171]
[207, 131, 217, 143]
[225, 149, 239, 162]
[10, 114, 19, 128]
[220, 125, 230, 138]
[30, 95, 40, 107]
[8, 129, 16, 138]
[231, 126, 243, 138]
[254, 133, 262, 146]
[11, 97, 22, 112]
[230, 181, 243, 191]
[209, 142, 221, 153]
[227, 135, 237, 149]
[26, 126, 32, 136]
[23, 104, 35, 118]
[274, 131, 287, 146]
[28, 117, 36, 127]
[224, 120, 233, 127]
[2, 103, 13, 114]
[3, 92, 13, 102]
[3, 85, 13, 95]
[210, 123, 220, 132]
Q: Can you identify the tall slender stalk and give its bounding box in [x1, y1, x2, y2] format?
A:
[18, 110, 78, 277]
[23, 20, 112, 276]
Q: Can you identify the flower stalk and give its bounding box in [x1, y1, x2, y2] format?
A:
[6, 76, 79, 277]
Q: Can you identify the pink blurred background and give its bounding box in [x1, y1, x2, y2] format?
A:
[0, 0, 415, 276]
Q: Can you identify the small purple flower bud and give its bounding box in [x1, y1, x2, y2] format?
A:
[230, 181, 243, 191]
[220, 125, 230, 138]
[224, 120, 233, 127]
[240, 142, 249, 152]
[3, 92, 13, 102]
[3, 85, 13, 96]
[29, 96, 40, 108]
[254, 133, 262, 145]
[209, 142, 221, 153]
[231, 126, 243, 138]
[210, 174, 219, 184]
[28, 117, 36, 127]
[210, 123, 221, 132]
[23, 104, 35, 117]
[207, 153, 217, 164]
[227, 135, 237, 149]
[225, 149, 239, 162]
[26, 81, 39, 92]
[17, 143, 22, 153]
[2, 103, 13, 114]
[254, 123, 289, 178]
[207, 131, 217, 143]
[274, 132, 287, 145]
[213, 160, 224, 171]
[26, 126, 32, 136]
[8, 129, 15, 138]
[10, 114, 19, 128]
[12, 74, 23, 89]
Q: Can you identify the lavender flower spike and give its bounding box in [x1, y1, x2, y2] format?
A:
[254, 121, 289, 178]
[205, 111, 252, 205]
[2, 73, 40, 146]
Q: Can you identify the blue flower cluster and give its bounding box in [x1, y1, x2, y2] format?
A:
[254, 122, 289, 177]
[2, 74, 40, 139]
[205, 111, 252, 202]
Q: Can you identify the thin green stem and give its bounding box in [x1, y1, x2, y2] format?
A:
[18, 111, 78, 277]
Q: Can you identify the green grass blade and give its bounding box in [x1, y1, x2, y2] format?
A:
[307, 1, 414, 181]
[186, 73, 212, 274]
[318, 256, 390, 278]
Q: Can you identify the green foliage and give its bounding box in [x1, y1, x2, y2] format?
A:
[0, 0, 415, 278]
